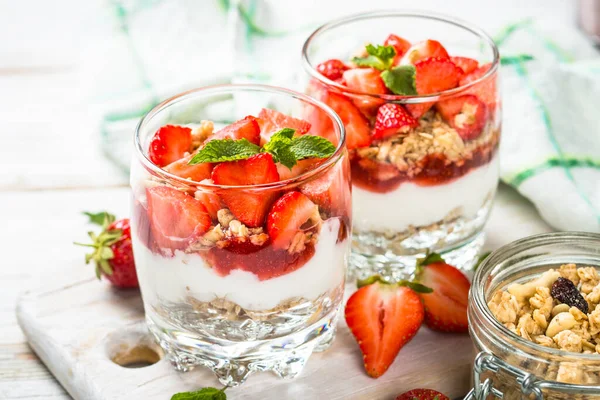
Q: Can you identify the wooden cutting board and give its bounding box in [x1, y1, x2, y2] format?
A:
[17, 261, 473, 400]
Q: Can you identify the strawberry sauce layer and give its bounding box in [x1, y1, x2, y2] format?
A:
[351, 145, 498, 193]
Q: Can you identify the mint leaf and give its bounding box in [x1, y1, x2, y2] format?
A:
[188, 139, 260, 165]
[289, 135, 336, 161]
[269, 128, 295, 141]
[83, 211, 115, 227]
[352, 44, 396, 71]
[263, 128, 297, 169]
[171, 387, 226, 400]
[381, 65, 417, 95]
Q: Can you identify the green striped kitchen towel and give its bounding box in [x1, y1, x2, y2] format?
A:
[89, 1, 600, 232]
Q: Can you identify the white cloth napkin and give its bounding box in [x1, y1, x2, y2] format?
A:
[87, 1, 600, 232]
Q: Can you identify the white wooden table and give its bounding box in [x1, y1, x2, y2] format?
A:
[0, 0, 577, 398]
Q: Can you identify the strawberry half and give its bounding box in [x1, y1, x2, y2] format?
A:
[146, 186, 212, 250]
[258, 108, 312, 145]
[384, 34, 411, 65]
[208, 115, 261, 145]
[436, 95, 488, 140]
[396, 389, 450, 400]
[211, 153, 280, 227]
[267, 191, 320, 250]
[450, 56, 479, 75]
[405, 57, 462, 118]
[416, 253, 470, 333]
[345, 281, 425, 378]
[323, 91, 371, 150]
[400, 40, 449, 65]
[316, 59, 349, 81]
[164, 153, 213, 181]
[148, 125, 192, 167]
[372, 103, 418, 141]
[459, 63, 497, 107]
[342, 68, 387, 116]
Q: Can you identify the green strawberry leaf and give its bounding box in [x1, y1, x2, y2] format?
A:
[357, 275, 385, 288]
[418, 252, 445, 267]
[352, 44, 396, 71]
[380, 65, 417, 95]
[289, 135, 336, 161]
[401, 281, 434, 294]
[171, 387, 227, 400]
[84, 211, 116, 227]
[474, 251, 492, 271]
[188, 139, 260, 165]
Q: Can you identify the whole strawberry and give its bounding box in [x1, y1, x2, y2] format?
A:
[396, 388, 450, 400]
[76, 212, 139, 288]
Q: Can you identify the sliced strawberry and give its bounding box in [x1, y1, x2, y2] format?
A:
[396, 389, 450, 400]
[258, 108, 312, 145]
[148, 125, 192, 167]
[345, 282, 424, 378]
[417, 254, 470, 333]
[146, 186, 211, 250]
[207, 115, 260, 145]
[300, 159, 351, 216]
[436, 95, 488, 140]
[357, 157, 401, 182]
[163, 153, 213, 181]
[267, 191, 320, 250]
[405, 57, 462, 118]
[322, 91, 371, 150]
[277, 158, 322, 181]
[316, 59, 349, 81]
[400, 40, 449, 65]
[211, 153, 280, 227]
[459, 63, 497, 107]
[372, 103, 418, 140]
[384, 34, 411, 65]
[342, 68, 387, 116]
[194, 179, 222, 220]
[451, 56, 479, 75]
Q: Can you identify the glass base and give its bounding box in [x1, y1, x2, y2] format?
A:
[147, 306, 340, 386]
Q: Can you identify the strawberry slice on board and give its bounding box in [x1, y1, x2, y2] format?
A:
[459, 62, 497, 108]
[258, 108, 312, 145]
[372, 103, 418, 141]
[211, 153, 280, 227]
[266, 191, 321, 250]
[342, 67, 387, 117]
[396, 389, 450, 400]
[450, 56, 479, 75]
[207, 115, 261, 145]
[163, 153, 213, 182]
[416, 253, 470, 333]
[405, 57, 462, 118]
[436, 94, 488, 140]
[399, 39, 449, 65]
[345, 280, 426, 378]
[384, 34, 411, 65]
[316, 59, 350, 81]
[146, 186, 212, 250]
[148, 125, 192, 167]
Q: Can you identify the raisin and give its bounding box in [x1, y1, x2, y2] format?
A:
[551, 277, 589, 314]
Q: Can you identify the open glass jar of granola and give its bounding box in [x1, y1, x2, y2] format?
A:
[467, 232, 600, 399]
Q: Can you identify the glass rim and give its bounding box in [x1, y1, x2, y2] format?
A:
[301, 9, 500, 103]
[134, 83, 347, 190]
[472, 231, 600, 362]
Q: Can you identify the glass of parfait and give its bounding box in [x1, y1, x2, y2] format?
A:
[301, 10, 501, 280]
[130, 84, 351, 385]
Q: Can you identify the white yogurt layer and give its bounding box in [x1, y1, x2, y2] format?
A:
[352, 156, 499, 232]
[132, 218, 348, 311]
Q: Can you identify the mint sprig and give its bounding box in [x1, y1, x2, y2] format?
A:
[380, 65, 417, 95]
[352, 44, 396, 71]
[171, 387, 227, 400]
[188, 128, 336, 170]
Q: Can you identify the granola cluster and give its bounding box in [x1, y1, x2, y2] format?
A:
[355, 111, 499, 177]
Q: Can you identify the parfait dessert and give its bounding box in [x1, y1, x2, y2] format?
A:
[302, 11, 501, 278]
[130, 85, 351, 385]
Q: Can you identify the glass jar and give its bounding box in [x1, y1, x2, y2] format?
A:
[130, 84, 351, 386]
[300, 10, 501, 281]
[467, 232, 600, 399]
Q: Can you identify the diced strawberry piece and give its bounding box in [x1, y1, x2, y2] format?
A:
[300, 158, 351, 216]
[405, 57, 462, 118]
[322, 91, 371, 150]
[342, 68, 387, 116]
[384, 34, 411, 65]
[194, 179, 222, 220]
[459, 63, 497, 107]
[267, 191, 320, 250]
[316, 59, 349, 81]
[211, 153, 280, 227]
[372, 103, 418, 140]
[436, 95, 488, 140]
[345, 282, 424, 378]
[146, 186, 212, 250]
[277, 158, 322, 181]
[400, 40, 449, 65]
[396, 389, 450, 400]
[356, 157, 401, 183]
[451, 56, 479, 75]
[163, 153, 213, 181]
[148, 125, 192, 167]
[258, 108, 312, 145]
[208, 116, 260, 145]
[417, 254, 470, 333]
